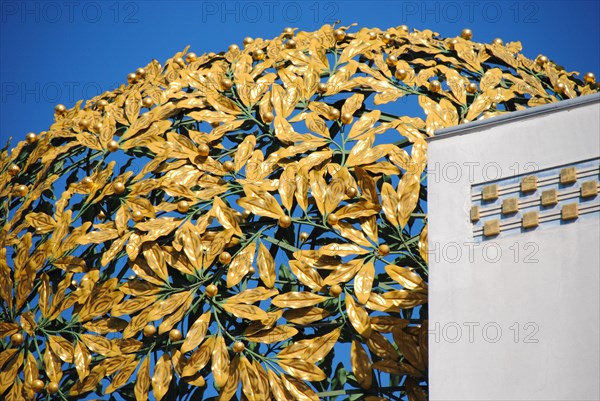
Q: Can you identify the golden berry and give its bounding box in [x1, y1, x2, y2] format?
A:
[143, 325, 156, 337]
[47, 382, 59, 394]
[327, 213, 339, 225]
[142, 97, 154, 108]
[26, 132, 37, 144]
[279, 215, 292, 228]
[107, 140, 119, 152]
[219, 252, 232, 265]
[177, 200, 190, 213]
[169, 329, 182, 342]
[378, 244, 391, 256]
[185, 52, 197, 63]
[54, 104, 67, 114]
[112, 182, 126, 195]
[329, 284, 342, 297]
[206, 284, 218, 297]
[198, 143, 210, 157]
[31, 379, 45, 392]
[11, 333, 24, 346]
[233, 341, 245, 353]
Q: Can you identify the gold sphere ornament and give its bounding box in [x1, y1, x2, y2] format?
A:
[368, 31, 377, 40]
[169, 329, 182, 341]
[243, 37, 254, 46]
[25, 132, 37, 144]
[112, 181, 126, 195]
[536, 55, 549, 65]
[382, 33, 394, 44]
[386, 55, 398, 66]
[378, 244, 391, 256]
[330, 109, 340, 120]
[54, 103, 66, 114]
[92, 122, 103, 132]
[97, 99, 108, 109]
[132, 210, 144, 222]
[327, 213, 339, 225]
[317, 82, 328, 94]
[136, 68, 146, 78]
[299, 232, 310, 242]
[11, 332, 24, 346]
[341, 113, 353, 124]
[584, 72, 596, 84]
[198, 143, 210, 157]
[71, 279, 78, 287]
[466, 82, 478, 94]
[142, 97, 154, 108]
[399, 24, 409, 32]
[279, 215, 292, 228]
[222, 79, 234, 90]
[143, 325, 157, 337]
[97, 210, 106, 220]
[253, 49, 265, 60]
[79, 119, 91, 130]
[175, 57, 185, 66]
[82, 177, 94, 189]
[176, 200, 189, 213]
[329, 284, 342, 297]
[127, 73, 137, 84]
[334, 29, 346, 41]
[242, 209, 252, 219]
[233, 341, 245, 353]
[554, 82, 566, 94]
[461, 28, 473, 40]
[492, 38, 503, 46]
[248, 266, 256, 275]
[206, 284, 218, 297]
[395, 68, 408, 80]
[219, 251, 232, 265]
[47, 382, 59, 395]
[223, 161, 235, 172]
[185, 52, 197, 63]
[262, 111, 274, 123]
[14, 185, 28, 197]
[31, 379, 45, 393]
[448, 38, 458, 50]
[107, 140, 119, 152]
[282, 27, 294, 37]
[346, 187, 357, 198]
[8, 164, 21, 176]
[228, 44, 239, 53]
[429, 80, 442, 92]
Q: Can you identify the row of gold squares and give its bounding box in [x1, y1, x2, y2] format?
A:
[485, 173, 588, 200]
[473, 182, 598, 222]
[482, 203, 580, 236]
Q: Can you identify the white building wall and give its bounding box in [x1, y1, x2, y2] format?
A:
[428, 94, 600, 400]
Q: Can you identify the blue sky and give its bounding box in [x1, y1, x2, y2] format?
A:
[1, 0, 599, 142]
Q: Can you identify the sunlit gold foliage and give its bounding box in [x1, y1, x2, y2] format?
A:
[0, 23, 597, 400]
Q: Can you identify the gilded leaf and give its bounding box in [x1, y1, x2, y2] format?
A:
[346, 295, 372, 338]
[181, 311, 211, 353]
[272, 292, 327, 309]
[152, 353, 173, 401]
[212, 335, 230, 388]
[351, 340, 373, 389]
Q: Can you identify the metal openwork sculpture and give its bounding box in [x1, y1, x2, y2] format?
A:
[0, 24, 597, 401]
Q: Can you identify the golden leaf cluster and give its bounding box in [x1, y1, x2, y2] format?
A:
[0, 23, 596, 401]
